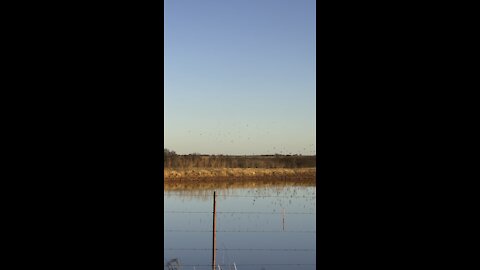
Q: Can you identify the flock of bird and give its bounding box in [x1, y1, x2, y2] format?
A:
[182, 122, 315, 155]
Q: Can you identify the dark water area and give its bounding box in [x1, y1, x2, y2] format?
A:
[164, 180, 316, 270]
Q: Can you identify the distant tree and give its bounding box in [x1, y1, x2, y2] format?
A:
[166, 149, 177, 155]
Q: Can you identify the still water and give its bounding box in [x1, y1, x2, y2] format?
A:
[164, 180, 316, 270]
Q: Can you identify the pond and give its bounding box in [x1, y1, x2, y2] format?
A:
[164, 180, 316, 270]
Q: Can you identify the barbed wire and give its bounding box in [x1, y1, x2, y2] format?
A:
[165, 248, 315, 252]
[164, 210, 315, 214]
[165, 229, 315, 233]
[164, 194, 316, 198]
[164, 263, 316, 267]
[165, 191, 316, 269]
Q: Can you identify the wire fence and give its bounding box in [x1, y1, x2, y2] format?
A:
[164, 263, 316, 267]
[165, 194, 316, 198]
[164, 191, 316, 269]
[166, 248, 315, 252]
[165, 210, 315, 214]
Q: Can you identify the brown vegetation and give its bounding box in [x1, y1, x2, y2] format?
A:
[164, 149, 316, 181]
[164, 167, 316, 181]
[164, 152, 316, 169]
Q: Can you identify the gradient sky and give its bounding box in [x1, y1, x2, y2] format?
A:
[164, 0, 316, 155]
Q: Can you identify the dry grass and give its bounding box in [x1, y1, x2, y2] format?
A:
[164, 154, 316, 169]
[164, 167, 316, 181]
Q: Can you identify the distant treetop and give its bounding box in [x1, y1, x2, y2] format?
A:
[164, 148, 176, 157]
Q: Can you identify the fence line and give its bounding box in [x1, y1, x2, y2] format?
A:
[164, 263, 316, 267]
[166, 248, 315, 252]
[165, 210, 315, 215]
[165, 229, 315, 233]
[164, 194, 315, 198]
[165, 191, 316, 269]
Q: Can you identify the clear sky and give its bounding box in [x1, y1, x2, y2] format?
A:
[164, 0, 316, 155]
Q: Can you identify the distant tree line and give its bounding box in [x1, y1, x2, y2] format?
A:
[164, 149, 316, 169]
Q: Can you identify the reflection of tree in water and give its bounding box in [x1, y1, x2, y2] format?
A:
[166, 258, 181, 270]
[164, 179, 315, 200]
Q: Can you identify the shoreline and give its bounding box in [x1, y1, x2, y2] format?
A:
[164, 167, 316, 182]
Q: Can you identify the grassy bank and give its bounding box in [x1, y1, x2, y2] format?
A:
[164, 154, 316, 169]
[164, 167, 316, 181]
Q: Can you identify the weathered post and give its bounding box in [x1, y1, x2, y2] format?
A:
[212, 191, 217, 270]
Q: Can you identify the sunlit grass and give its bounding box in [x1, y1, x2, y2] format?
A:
[164, 167, 315, 181]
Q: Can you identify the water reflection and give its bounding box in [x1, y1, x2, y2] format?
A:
[165, 179, 315, 199]
[164, 179, 316, 270]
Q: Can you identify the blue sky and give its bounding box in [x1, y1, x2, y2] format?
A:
[164, 0, 316, 155]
